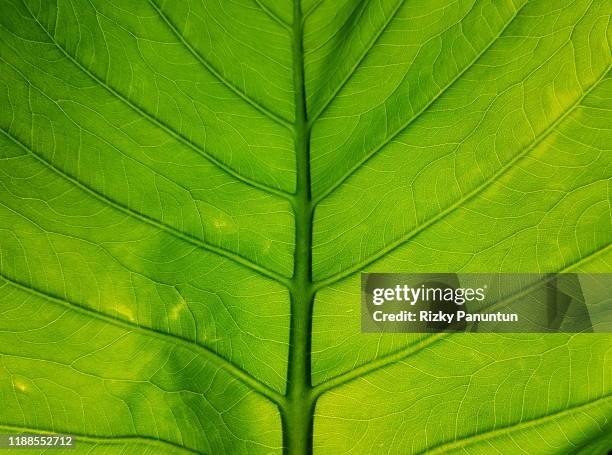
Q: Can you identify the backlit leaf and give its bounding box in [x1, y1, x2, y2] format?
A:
[0, 0, 610, 454]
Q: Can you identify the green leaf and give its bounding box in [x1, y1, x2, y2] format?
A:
[0, 0, 610, 454]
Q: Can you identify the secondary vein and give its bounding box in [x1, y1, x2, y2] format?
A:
[312, 0, 528, 206]
[147, 0, 293, 129]
[313, 66, 610, 291]
[17, 0, 291, 201]
[311, 242, 612, 398]
[0, 272, 285, 407]
[0, 127, 291, 288]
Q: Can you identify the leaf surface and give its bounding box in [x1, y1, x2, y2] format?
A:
[0, 0, 610, 454]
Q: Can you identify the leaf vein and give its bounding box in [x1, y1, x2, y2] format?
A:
[147, 0, 293, 128]
[253, 0, 291, 31]
[313, 0, 528, 204]
[416, 394, 612, 455]
[312, 242, 612, 397]
[314, 66, 610, 289]
[0, 273, 285, 407]
[308, 0, 407, 123]
[0, 127, 292, 287]
[16, 0, 291, 200]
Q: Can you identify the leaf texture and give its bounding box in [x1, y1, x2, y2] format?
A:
[0, 0, 611, 454]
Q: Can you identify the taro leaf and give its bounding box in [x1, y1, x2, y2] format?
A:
[0, 0, 611, 454]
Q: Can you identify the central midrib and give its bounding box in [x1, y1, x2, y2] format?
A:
[284, 0, 315, 454]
